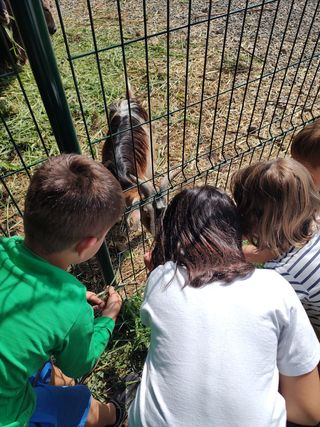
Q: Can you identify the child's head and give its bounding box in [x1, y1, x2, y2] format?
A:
[151, 185, 254, 287]
[24, 153, 125, 255]
[291, 120, 320, 188]
[231, 157, 320, 254]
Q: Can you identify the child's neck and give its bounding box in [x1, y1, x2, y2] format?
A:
[24, 239, 73, 271]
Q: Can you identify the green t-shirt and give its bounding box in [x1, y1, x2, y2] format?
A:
[0, 236, 115, 427]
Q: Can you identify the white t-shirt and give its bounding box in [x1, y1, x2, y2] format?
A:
[265, 232, 320, 330]
[128, 262, 320, 427]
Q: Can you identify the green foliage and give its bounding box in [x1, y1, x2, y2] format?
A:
[1, 20, 25, 60]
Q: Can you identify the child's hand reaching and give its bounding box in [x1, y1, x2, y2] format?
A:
[144, 250, 154, 271]
[86, 291, 105, 311]
[101, 286, 122, 322]
[242, 245, 276, 264]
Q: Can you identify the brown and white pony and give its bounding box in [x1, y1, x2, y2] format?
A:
[102, 82, 179, 234]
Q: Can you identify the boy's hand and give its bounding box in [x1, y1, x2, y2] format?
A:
[101, 287, 122, 322]
[86, 291, 106, 311]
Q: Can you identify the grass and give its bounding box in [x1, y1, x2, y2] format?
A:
[87, 290, 150, 402]
[0, 16, 205, 239]
[0, 22, 189, 173]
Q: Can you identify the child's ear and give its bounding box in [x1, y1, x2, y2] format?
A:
[76, 237, 98, 259]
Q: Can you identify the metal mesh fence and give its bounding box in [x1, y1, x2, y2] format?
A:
[1, 0, 320, 297]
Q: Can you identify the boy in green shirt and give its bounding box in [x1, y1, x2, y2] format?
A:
[0, 153, 138, 427]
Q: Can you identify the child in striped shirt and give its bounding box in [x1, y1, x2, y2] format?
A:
[231, 158, 320, 338]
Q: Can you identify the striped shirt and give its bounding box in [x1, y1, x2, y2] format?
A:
[265, 231, 320, 330]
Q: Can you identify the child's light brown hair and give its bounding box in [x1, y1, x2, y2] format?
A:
[24, 153, 125, 254]
[230, 158, 320, 254]
[291, 119, 320, 168]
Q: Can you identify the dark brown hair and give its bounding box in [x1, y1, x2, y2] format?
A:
[24, 153, 125, 254]
[291, 119, 320, 169]
[231, 158, 320, 254]
[151, 186, 254, 287]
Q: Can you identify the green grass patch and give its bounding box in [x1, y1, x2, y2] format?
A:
[0, 20, 194, 174]
[87, 291, 150, 401]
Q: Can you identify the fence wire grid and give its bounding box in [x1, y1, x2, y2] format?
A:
[1, 0, 320, 297]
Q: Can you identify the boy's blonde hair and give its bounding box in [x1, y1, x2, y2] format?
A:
[24, 153, 125, 254]
[291, 119, 320, 168]
[230, 158, 320, 254]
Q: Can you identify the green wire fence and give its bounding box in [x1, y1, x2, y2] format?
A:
[1, 0, 320, 296]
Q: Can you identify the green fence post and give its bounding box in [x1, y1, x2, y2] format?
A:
[9, 0, 115, 287]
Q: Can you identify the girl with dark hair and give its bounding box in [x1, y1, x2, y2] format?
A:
[129, 186, 320, 427]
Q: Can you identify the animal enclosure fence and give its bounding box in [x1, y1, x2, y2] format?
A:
[1, 0, 320, 297]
